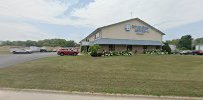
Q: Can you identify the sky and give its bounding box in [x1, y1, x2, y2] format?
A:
[0, 0, 203, 43]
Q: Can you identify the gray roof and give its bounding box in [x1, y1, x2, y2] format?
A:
[89, 38, 164, 46]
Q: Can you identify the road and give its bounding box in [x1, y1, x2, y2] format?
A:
[0, 89, 200, 100]
[0, 53, 57, 68]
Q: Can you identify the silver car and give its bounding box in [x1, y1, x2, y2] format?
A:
[12, 49, 32, 54]
[179, 50, 192, 55]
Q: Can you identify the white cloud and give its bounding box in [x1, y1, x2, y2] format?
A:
[0, 0, 78, 41]
[0, 0, 78, 25]
[72, 0, 203, 30]
[2, 0, 203, 29]
[0, 0, 203, 41]
[0, 22, 57, 41]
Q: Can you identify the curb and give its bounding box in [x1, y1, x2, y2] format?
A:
[0, 88, 203, 100]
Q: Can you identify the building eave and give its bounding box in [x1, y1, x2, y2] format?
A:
[89, 38, 164, 46]
[80, 28, 101, 43]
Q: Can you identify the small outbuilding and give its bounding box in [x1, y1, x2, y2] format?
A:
[169, 45, 177, 52]
[195, 45, 203, 50]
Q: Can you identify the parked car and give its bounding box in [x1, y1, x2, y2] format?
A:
[192, 50, 203, 55]
[179, 50, 193, 55]
[57, 49, 79, 56]
[12, 49, 32, 54]
[40, 49, 47, 52]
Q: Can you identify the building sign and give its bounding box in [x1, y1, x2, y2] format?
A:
[125, 24, 149, 34]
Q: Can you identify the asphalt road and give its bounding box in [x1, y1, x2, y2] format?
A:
[0, 53, 57, 68]
[1, 89, 200, 100]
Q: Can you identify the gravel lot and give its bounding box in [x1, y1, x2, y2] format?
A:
[0, 52, 57, 68]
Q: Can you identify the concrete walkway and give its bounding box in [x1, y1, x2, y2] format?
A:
[0, 89, 202, 100]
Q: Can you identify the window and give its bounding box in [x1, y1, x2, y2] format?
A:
[127, 45, 132, 51]
[86, 39, 89, 42]
[125, 24, 131, 31]
[156, 46, 160, 49]
[96, 32, 100, 39]
[143, 46, 148, 50]
[87, 46, 89, 52]
[109, 45, 115, 51]
[94, 35, 96, 39]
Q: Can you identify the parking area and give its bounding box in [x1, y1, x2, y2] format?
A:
[0, 53, 57, 68]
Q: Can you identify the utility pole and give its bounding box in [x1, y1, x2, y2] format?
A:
[130, 11, 133, 19]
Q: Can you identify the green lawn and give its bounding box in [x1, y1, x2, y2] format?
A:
[0, 55, 203, 97]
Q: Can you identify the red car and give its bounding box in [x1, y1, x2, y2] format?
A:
[57, 48, 79, 56]
[192, 50, 203, 55]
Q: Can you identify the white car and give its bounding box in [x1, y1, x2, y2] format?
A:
[12, 49, 32, 54]
[179, 50, 192, 55]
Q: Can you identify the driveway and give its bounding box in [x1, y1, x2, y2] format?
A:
[0, 53, 57, 68]
[0, 89, 200, 100]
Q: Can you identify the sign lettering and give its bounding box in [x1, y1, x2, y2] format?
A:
[125, 24, 149, 34]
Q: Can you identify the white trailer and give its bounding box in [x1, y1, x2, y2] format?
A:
[169, 45, 177, 51]
[30, 46, 40, 52]
[195, 45, 203, 50]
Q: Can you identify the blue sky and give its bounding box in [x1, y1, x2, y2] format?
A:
[0, 0, 203, 43]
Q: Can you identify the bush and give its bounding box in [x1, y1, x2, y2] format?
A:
[179, 47, 188, 50]
[90, 52, 102, 57]
[97, 53, 103, 57]
[89, 45, 101, 57]
[112, 51, 119, 56]
[143, 49, 169, 55]
[103, 51, 132, 56]
[88, 45, 133, 57]
[162, 43, 172, 54]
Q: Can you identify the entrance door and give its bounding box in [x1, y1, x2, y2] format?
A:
[109, 45, 115, 51]
[86, 46, 89, 52]
[82, 46, 89, 52]
[127, 45, 132, 51]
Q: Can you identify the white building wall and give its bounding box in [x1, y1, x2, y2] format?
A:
[195, 45, 203, 50]
[169, 45, 177, 51]
[101, 19, 163, 41]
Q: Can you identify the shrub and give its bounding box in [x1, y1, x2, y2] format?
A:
[103, 51, 132, 56]
[89, 45, 101, 57]
[179, 47, 188, 50]
[97, 53, 103, 57]
[112, 51, 119, 56]
[143, 49, 169, 55]
[162, 43, 172, 54]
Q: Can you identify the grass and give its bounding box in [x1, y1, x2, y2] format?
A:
[0, 55, 203, 97]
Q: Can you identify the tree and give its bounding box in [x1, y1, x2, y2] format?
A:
[1, 39, 77, 47]
[162, 43, 172, 54]
[178, 35, 193, 50]
[25, 40, 37, 47]
[166, 39, 180, 45]
[194, 38, 203, 45]
[65, 40, 77, 47]
[2, 41, 14, 46]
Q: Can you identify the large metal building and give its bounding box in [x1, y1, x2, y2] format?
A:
[80, 18, 165, 53]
